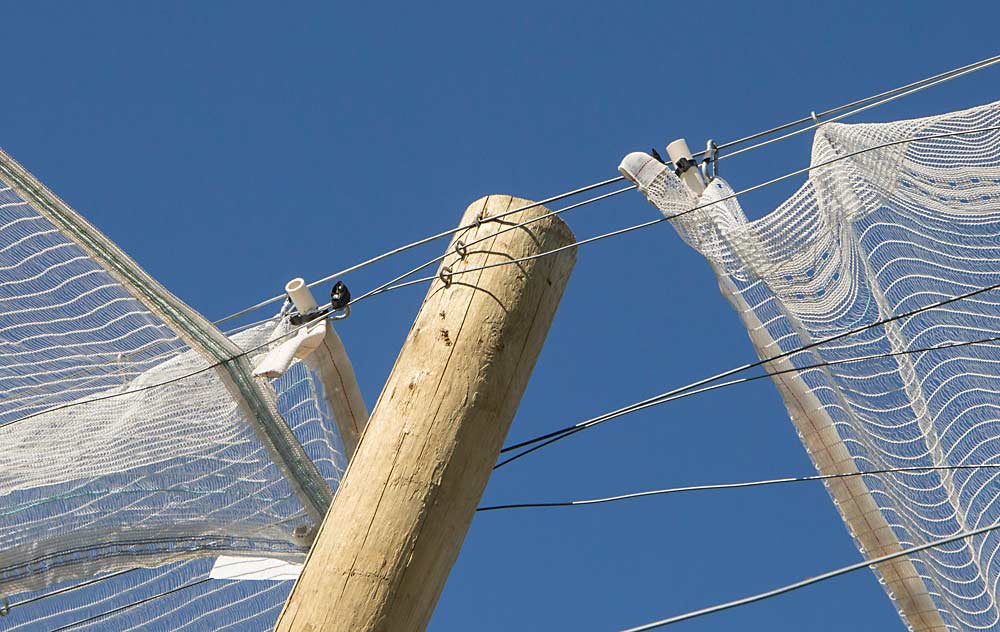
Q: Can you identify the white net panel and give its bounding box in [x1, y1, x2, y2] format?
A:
[622, 100, 1000, 631]
[0, 149, 347, 627]
[2, 559, 292, 631]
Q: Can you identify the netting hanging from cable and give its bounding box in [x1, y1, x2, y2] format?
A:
[621, 100, 1000, 632]
[0, 148, 349, 625]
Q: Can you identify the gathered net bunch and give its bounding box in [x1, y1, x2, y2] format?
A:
[625, 100, 1000, 631]
[0, 150, 346, 628]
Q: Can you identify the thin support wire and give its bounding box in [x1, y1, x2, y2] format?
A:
[350, 185, 637, 305]
[5, 125, 1000, 432]
[479, 463, 1000, 512]
[711, 54, 1000, 154]
[493, 332, 1000, 468]
[718, 54, 1000, 162]
[371, 125, 1000, 297]
[47, 577, 212, 632]
[5, 569, 137, 612]
[213, 53, 1000, 326]
[617, 520, 1000, 631]
[213, 176, 627, 326]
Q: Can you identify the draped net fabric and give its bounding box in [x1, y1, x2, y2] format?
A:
[622, 100, 1000, 631]
[0, 150, 346, 628]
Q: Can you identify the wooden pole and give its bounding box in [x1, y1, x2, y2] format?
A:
[275, 194, 576, 632]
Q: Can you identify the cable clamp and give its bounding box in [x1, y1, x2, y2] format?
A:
[328, 281, 351, 320]
[811, 110, 821, 125]
[673, 156, 699, 177]
[454, 239, 469, 259]
[700, 139, 720, 182]
[288, 281, 352, 325]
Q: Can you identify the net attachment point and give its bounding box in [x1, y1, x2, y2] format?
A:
[701, 139, 720, 182]
[288, 281, 352, 325]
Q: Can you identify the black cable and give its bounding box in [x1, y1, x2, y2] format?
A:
[494, 325, 1000, 469]
[5, 569, 138, 613]
[47, 577, 211, 632]
[479, 462, 1000, 512]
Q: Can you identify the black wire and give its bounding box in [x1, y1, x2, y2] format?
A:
[5, 569, 138, 612]
[495, 327, 1000, 468]
[479, 463, 1000, 512]
[47, 578, 212, 632]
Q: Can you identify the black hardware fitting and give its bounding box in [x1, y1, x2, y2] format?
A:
[673, 156, 699, 177]
[330, 281, 351, 310]
[287, 281, 351, 326]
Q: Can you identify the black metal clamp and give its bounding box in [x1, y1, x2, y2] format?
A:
[288, 281, 352, 326]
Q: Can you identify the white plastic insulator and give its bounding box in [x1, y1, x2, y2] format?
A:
[285, 277, 319, 313]
[666, 138, 706, 196]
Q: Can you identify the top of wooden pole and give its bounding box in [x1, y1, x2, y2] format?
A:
[275, 194, 575, 632]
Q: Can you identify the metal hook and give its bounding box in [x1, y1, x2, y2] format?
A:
[454, 239, 468, 259]
[701, 139, 720, 182]
[439, 265, 454, 288]
[330, 304, 351, 321]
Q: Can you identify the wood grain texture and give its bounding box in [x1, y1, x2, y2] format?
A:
[275, 195, 576, 632]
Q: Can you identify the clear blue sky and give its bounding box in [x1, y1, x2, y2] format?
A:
[2, 2, 997, 630]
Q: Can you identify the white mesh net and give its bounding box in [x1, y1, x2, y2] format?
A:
[623, 100, 1000, 632]
[0, 149, 346, 627]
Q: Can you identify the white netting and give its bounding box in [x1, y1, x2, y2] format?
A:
[0, 148, 345, 615]
[624, 100, 1000, 631]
